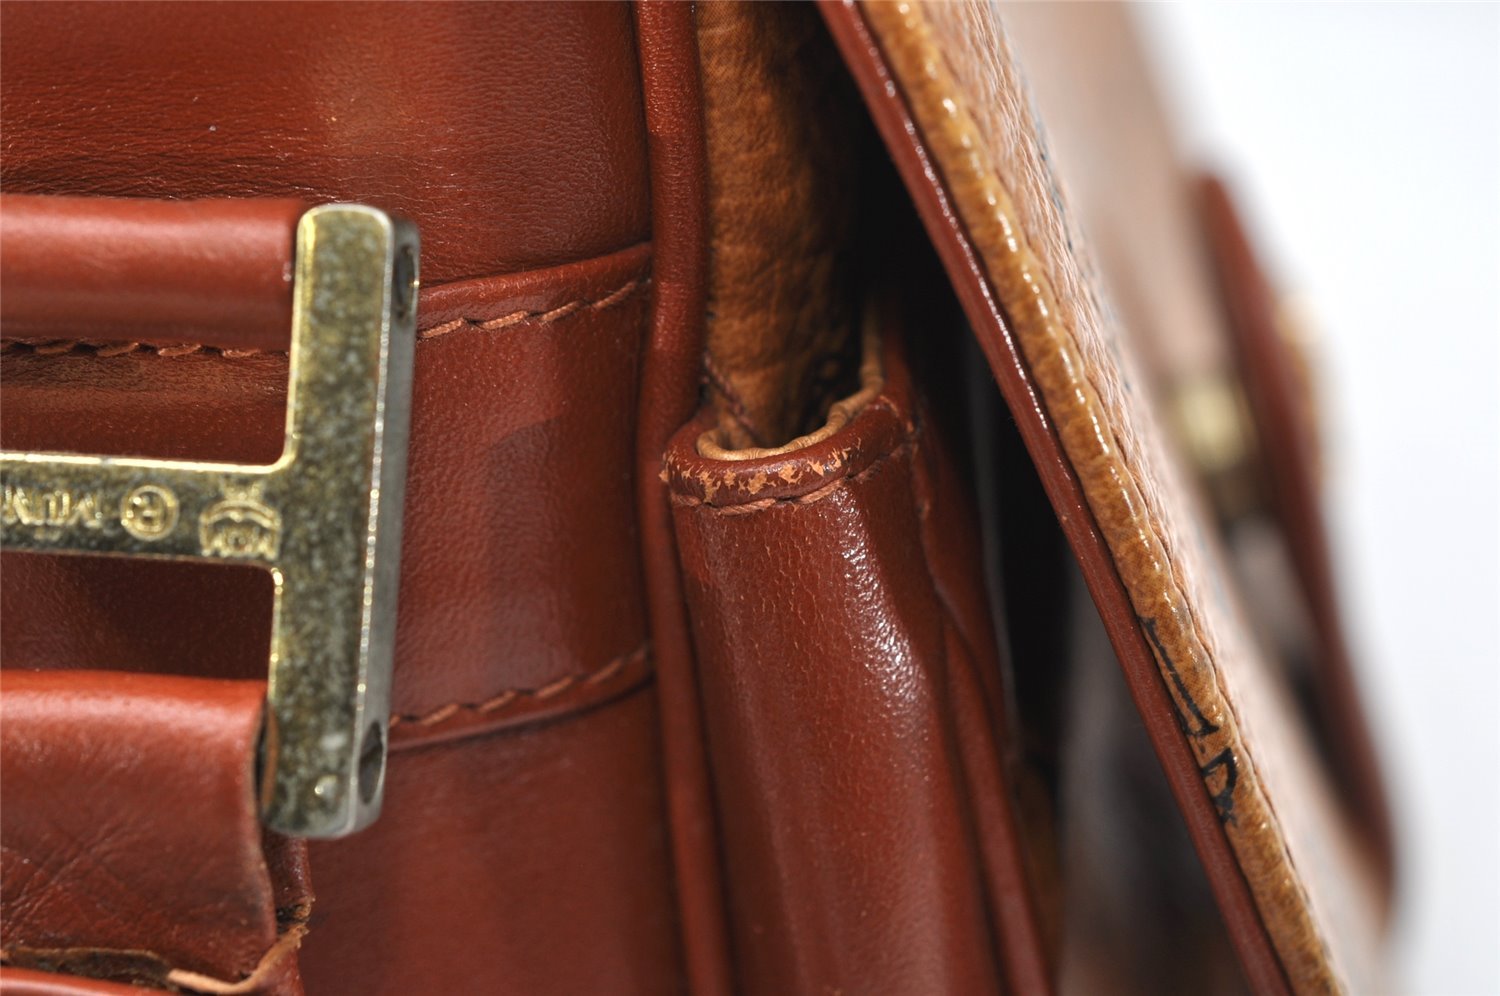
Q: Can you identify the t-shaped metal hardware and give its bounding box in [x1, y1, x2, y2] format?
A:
[0, 204, 418, 838]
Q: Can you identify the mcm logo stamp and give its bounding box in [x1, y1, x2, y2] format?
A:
[199, 481, 281, 560]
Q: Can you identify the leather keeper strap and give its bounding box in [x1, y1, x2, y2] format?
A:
[0, 195, 306, 352]
[0, 671, 312, 995]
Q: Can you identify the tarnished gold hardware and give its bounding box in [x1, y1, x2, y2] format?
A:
[1172, 373, 1263, 525]
[0, 205, 419, 838]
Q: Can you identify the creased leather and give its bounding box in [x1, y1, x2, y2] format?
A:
[0, 4, 681, 992]
[1, 244, 655, 725]
[695, 1, 862, 448]
[0, 671, 310, 996]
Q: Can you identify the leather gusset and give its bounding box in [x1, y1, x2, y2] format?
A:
[665, 327, 1048, 993]
[694, 1, 864, 450]
[0, 671, 310, 995]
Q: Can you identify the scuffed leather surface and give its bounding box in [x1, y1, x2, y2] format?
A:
[0, 2, 649, 283]
[0, 195, 303, 350]
[666, 329, 1047, 994]
[832, 2, 1385, 991]
[0, 671, 309, 994]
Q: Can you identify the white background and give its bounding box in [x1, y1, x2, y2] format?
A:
[1138, 5, 1500, 994]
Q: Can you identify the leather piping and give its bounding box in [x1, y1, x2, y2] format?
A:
[856, 3, 1338, 991]
[695, 319, 883, 462]
[631, 3, 737, 992]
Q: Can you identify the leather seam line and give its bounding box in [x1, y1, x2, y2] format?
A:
[388, 644, 650, 730]
[0, 277, 651, 358]
[669, 423, 916, 516]
[419, 276, 650, 341]
[862, 2, 1334, 987]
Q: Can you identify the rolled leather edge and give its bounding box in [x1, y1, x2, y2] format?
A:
[666, 327, 1048, 993]
[0, 195, 305, 351]
[0, 670, 310, 995]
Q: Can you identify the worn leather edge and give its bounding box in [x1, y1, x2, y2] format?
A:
[818, 3, 1307, 992]
[848, 3, 1346, 991]
[631, 3, 736, 993]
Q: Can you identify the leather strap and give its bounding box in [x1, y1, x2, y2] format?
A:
[0, 195, 305, 351]
[0, 671, 311, 995]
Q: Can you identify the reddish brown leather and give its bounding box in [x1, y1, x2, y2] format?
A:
[0, 3, 686, 989]
[1, 244, 683, 992]
[0, 2, 649, 284]
[631, 4, 735, 993]
[0, 969, 148, 995]
[0, 195, 303, 350]
[665, 328, 1047, 994]
[301, 685, 681, 996]
[2, 245, 654, 720]
[0, 671, 310, 995]
[817, 5, 1295, 992]
[694, 1, 862, 449]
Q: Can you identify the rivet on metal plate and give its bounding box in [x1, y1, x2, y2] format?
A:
[0, 205, 419, 838]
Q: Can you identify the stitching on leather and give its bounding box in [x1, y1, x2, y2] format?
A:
[419, 277, 649, 341]
[670, 428, 916, 516]
[388, 644, 649, 729]
[0, 277, 651, 358]
[865, 2, 1337, 986]
[0, 339, 271, 358]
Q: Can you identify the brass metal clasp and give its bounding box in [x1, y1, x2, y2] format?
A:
[0, 205, 419, 838]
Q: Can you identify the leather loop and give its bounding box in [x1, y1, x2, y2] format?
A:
[0, 671, 311, 994]
[0, 195, 305, 351]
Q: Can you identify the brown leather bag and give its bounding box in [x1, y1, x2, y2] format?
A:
[0, 4, 1392, 994]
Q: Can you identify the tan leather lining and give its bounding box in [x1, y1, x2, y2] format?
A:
[695, 1, 864, 449]
[696, 317, 883, 462]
